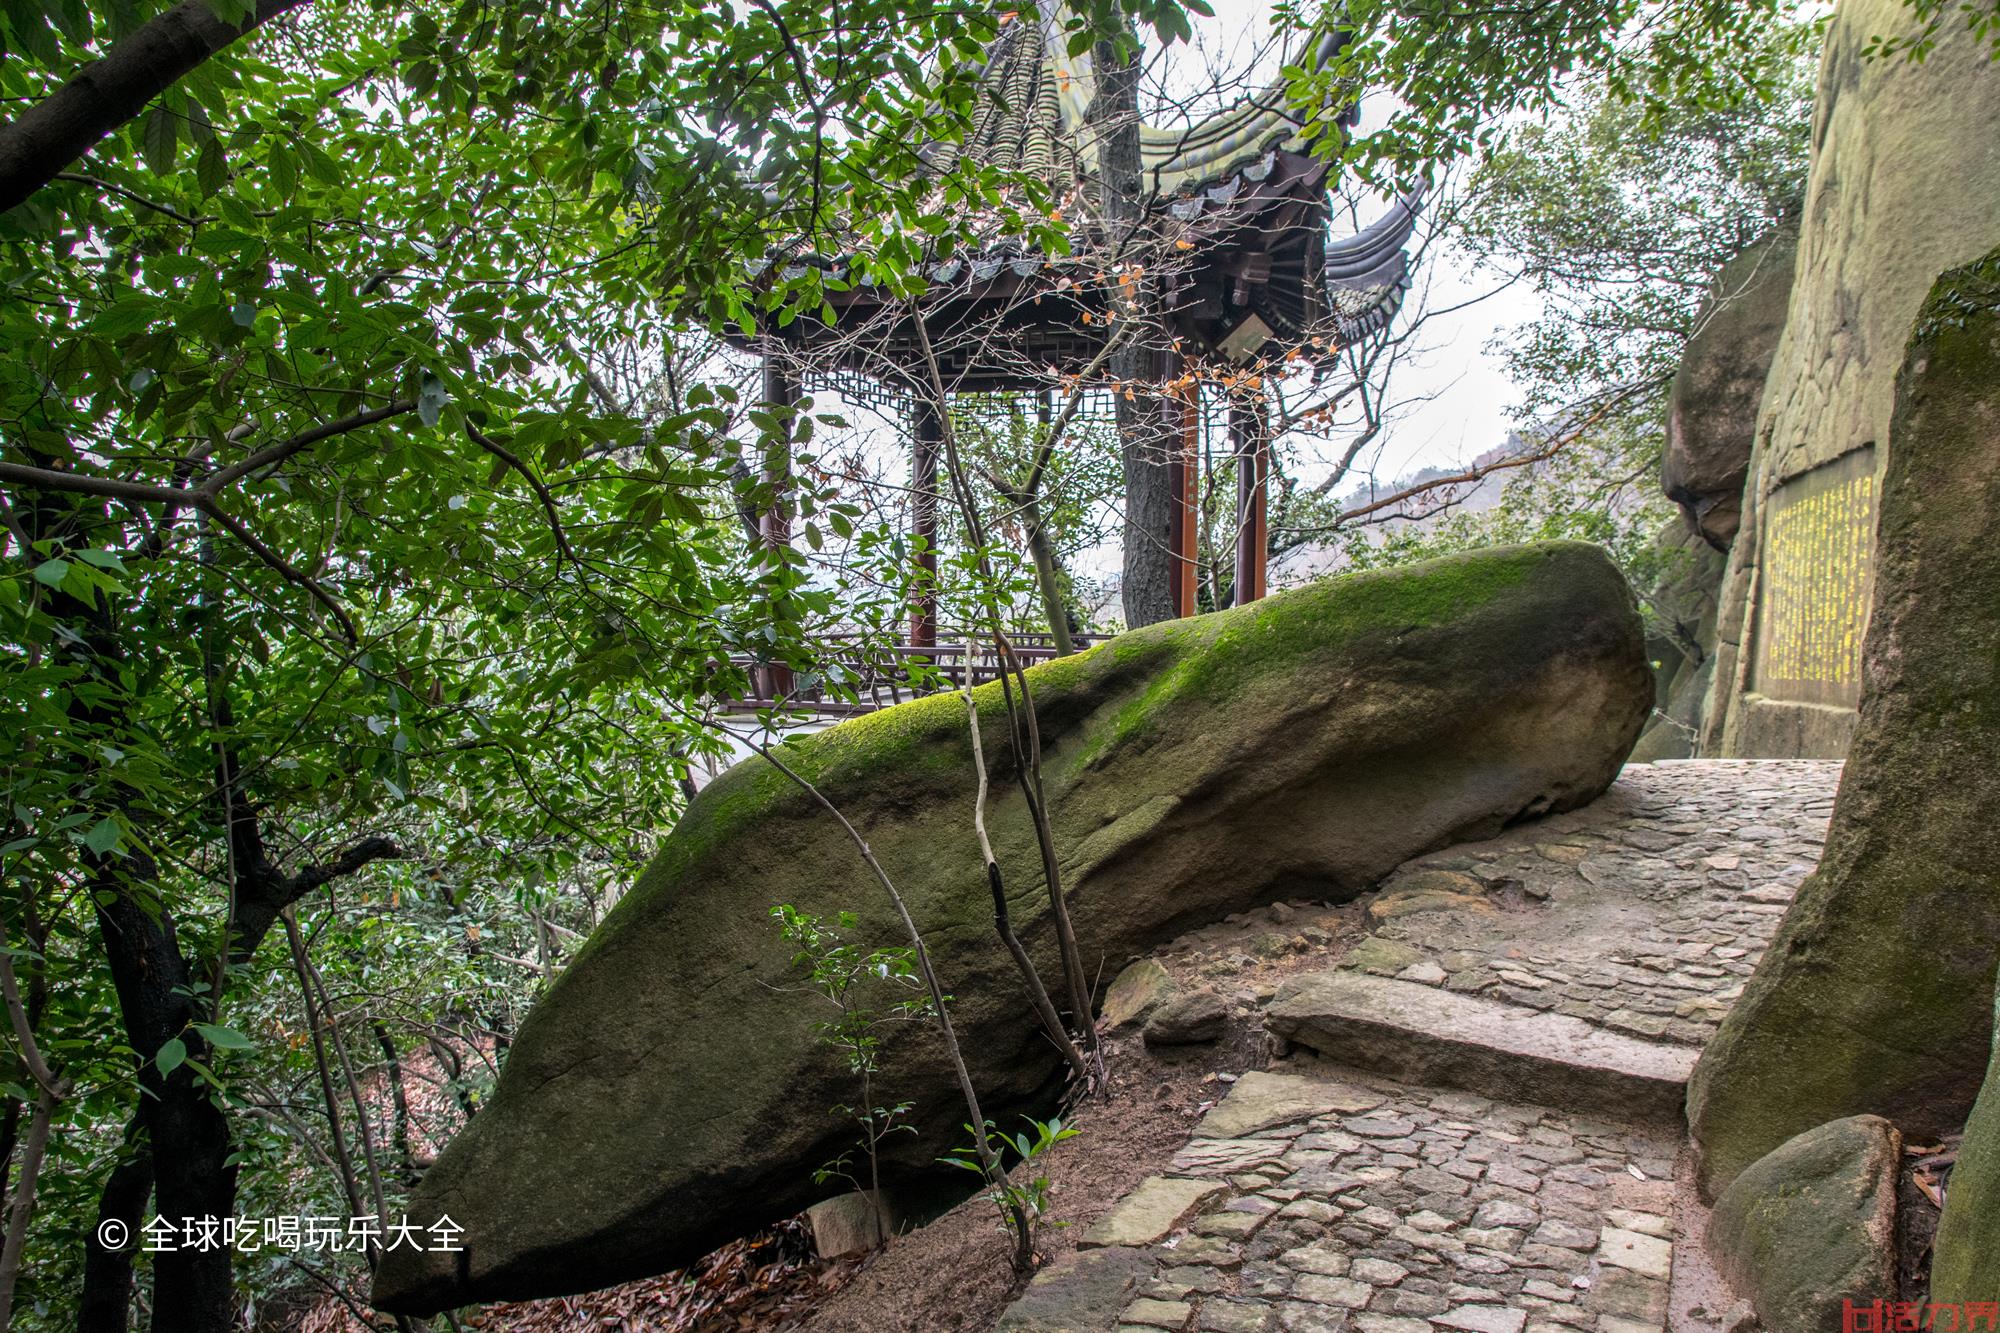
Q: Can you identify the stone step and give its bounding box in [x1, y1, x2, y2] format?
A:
[1265, 970, 1698, 1122]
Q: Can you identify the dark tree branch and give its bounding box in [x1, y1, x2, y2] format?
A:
[465, 424, 575, 567]
[228, 835, 404, 968]
[197, 502, 359, 643]
[0, 401, 415, 509]
[0, 0, 315, 214]
[203, 401, 415, 491]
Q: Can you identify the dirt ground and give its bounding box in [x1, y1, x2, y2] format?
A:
[782, 1030, 1229, 1333]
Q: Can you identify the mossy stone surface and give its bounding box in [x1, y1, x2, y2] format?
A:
[1101, 957, 1178, 1029]
[1706, 1115, 1900, 1330]
[1932, 986, 2000, 1301]
[373, 541, 1652, 1314]
[1630, 521, 1726, 762]
[1688, 249, 2000, 1196]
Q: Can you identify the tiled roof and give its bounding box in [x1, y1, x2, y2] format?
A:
[742, 12, 1418, 373]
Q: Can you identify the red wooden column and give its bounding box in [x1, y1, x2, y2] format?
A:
[1170, 381, 1201, 619]
[759, 347, 796, 701]
[1231, 390, 1270, 606]
[910, 399, 942, 651]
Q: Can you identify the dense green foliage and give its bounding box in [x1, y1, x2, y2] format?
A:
[1456, 9, 1818, 417]
[0, 0, 1177, 1321]
[0, 0, 1952, 1326]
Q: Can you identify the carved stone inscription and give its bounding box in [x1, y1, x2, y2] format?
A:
[1754, 447, 1878, 708]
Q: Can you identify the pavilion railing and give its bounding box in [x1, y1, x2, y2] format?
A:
[719, 631, 1107, 716]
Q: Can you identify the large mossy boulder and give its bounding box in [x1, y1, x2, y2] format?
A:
[1688, 250, 2000, 1197]
[1664, 230, 1796, 552]
[1932, 984, 2000, 1301]
[372, 542, 1652, 1314]
[1706, 1115, 1901, 1329]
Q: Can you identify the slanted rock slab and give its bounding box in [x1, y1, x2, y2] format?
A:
[1266, 971, 1696, 1121]
[1195, 1071, 1386, 1139]
[1081, 1176, 1226, 1248]
[997, 1246, 1157, 1333]
[1102, 958, 1179, 1029]
[371, 542, 1653, 1313]
[1705, 1115, 1900, 1332]
[1143, 990, 1228, 1046]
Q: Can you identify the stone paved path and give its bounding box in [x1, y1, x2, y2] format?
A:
[997, 760, 1843, 1333]
[1103, 1068, 1681, 1333]
[1340, 760, 1839, 1050]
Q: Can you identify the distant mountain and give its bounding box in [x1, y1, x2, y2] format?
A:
[1272, 436, 1523, 582]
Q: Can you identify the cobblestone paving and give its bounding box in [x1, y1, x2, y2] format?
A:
[1011, 761, 1847, 1333]
[1109, 1070, 1682, 1333]
[1350, 761, 1840, 1049]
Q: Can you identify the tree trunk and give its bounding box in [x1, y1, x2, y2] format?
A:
[94, 865, 239, 1330]
[20, 476, 240, 1333]
[1090, 29, 1176, 629]
[376, 1023, 420, 1186]
[0, 1084, 58, 1328]
[0, 1099, 16, 1214]
[1008, 487, 1074, 655]
[77, 1143, 152, 1333]
[0, 0, 313, 212]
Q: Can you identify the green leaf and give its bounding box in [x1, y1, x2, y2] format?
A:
[191, 1022, 254, 1051]
[268, 142, 298, 201]
[298, 138, 343, 186]
[196, 136, 228, 198]
[142, 104, 179, 174]
[154, 1037, 187, 1078]
[82, 817, 122, 855]
[32, 558, 70, 587]
[182, 1056, 224, 1090]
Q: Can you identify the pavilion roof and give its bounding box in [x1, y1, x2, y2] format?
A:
[743, 10, 1418, 384]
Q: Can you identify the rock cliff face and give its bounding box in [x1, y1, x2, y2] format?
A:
[1689, 249, 2000, 1197]
[1629, 522, 1727, 762]
[1701, 0, 2000, 759]
[1664, 231, 1797, 553]
[371, 542, 1653, 1314]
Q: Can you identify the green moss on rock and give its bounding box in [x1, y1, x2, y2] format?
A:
[1705, 1116, 1900, 1329]
[1931, 987, 2000, 1301]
